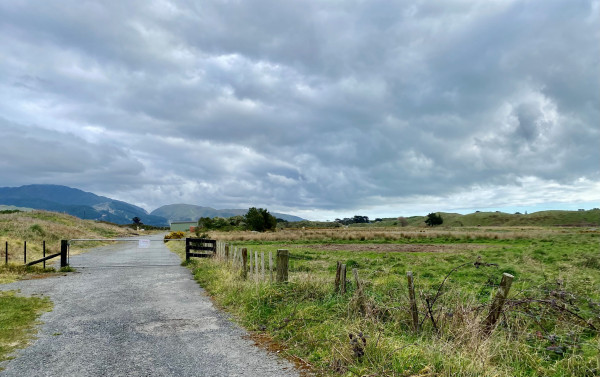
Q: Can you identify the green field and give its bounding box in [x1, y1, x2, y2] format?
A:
[170, 226, 600, 376]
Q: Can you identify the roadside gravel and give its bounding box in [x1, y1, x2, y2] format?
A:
[0, 235, 299, 376]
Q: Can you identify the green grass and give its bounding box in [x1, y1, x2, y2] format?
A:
[0, 265, 59, 285]
[169, 228, 600, 376]
[0, 291, 52, 367]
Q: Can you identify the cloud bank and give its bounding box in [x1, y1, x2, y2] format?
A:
[1, 0, 598, 219]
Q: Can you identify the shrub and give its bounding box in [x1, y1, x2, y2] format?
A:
[164, 231, 186, 241]
[425, 213, 444, 226]
[29, 224, 45, 236]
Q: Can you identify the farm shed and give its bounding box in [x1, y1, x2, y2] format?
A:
[170, 221, 197, 232]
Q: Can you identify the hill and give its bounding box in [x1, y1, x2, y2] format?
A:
[151, 204, 304, 223]
[379, 209, 600, 227]
[0, 210, 137, 244]
[0, 185, 168, 226]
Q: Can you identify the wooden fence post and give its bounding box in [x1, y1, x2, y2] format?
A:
[482, 272, 514, 334]
[353, 268, 362, 291]
[225, 244, 229, 262]
[185, 238, 190, 262]
[407, 271, 419, 332]
[255, 251, 259, 278]
[340, 264, 347, 294]
[276, 249, 289, 283]
[60, 240, 68, 268]
[269, 251, 273, 281]
[4, 241, 7, 265]
[334, 261, 342, 293]
[353, 268, 367, 315]
[250, 251, 253, 274]
[241, 248, 248, 279]
[43, 241, 46, 269]
[249, 250, 253, 276]
[24, 241, 26, 264]
[261, 252, 265, 281]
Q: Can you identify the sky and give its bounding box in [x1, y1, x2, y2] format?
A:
[0, 0, 598, 221]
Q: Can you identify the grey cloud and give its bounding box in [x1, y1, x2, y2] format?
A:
[0, 118, 145, 190]
[0, 0, 598, 215]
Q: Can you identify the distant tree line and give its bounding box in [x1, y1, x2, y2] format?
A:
[334, 216, 370, 225]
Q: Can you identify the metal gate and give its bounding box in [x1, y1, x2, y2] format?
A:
[67, 237, 186, 268]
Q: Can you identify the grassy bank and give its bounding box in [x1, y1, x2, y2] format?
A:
[0, 291, 52, 368]
[0, 210, 138, 282]
[169, 227, 600, 376]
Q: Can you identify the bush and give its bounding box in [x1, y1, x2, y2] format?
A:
[164, 231, 186, 241]
[29, 224, 45, 236]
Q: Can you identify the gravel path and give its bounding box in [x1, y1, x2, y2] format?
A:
[0, 235, 300, 376]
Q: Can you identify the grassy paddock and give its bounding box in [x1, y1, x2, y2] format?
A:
[199, 226, 576, 243]
[0, 291, 52, 368]
[170, 227, 600, 376]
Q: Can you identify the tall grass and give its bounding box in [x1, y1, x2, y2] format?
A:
[169, 228, 600, 376]
[202, 226, 571, 243]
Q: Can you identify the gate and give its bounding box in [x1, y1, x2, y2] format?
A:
[185, 238, 216, 261]
[65, 237, 219, 268]
[67, 237, 186, 268]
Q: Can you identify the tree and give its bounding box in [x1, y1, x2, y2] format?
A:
[132, 216, 142, 225]
[425, 212, 443, 226]
[245, 207, 277, 232]
[198, 217, 214, 229]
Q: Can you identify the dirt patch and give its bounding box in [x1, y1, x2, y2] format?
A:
[245, 332, 313, 376]
[288, 243, 490, 253]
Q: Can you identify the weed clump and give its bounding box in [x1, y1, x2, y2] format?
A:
[28, 224, 45, 236]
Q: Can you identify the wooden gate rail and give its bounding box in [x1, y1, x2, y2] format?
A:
[186, 238, 216, 261]
[25, 240, 68, 268]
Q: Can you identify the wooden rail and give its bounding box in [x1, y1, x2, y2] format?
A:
[185, 238, 217, 261]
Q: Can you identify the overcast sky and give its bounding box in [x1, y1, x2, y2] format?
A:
[1, 1, 598, 220]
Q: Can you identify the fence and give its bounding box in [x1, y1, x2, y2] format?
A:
[209, 244, 290, 283]
[203, 243, 559, 337]
[2, 240, 69, 268]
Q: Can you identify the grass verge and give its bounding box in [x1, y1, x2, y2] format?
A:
[0, 291, 52, 368]
[0, 264, 63, 285]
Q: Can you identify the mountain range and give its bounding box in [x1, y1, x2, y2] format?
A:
[0, 185, 304, 226]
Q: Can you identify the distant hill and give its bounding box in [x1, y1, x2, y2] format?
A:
[151, 204, 304, 223]
[383, 209, 600, 227]
[0, 185, 168, 226]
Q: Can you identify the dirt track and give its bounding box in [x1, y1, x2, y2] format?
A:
[0, 235, 299, 377]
